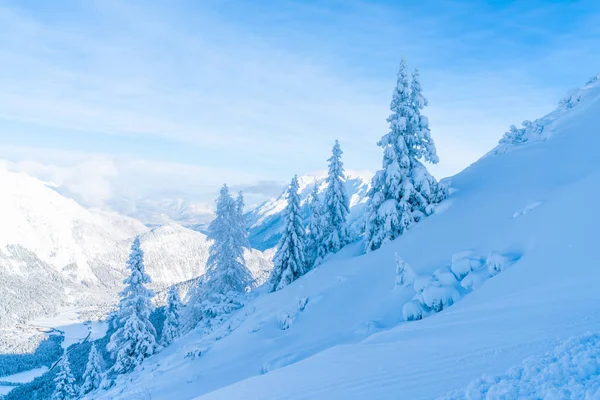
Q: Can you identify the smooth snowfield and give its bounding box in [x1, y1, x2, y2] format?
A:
[100, 78, 600, 399]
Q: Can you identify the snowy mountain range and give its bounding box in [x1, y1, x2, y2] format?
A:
[106, 197, 215, 229]
[97, 74, 600, 399]
[0, 169, 272, 339]
[245, 171, 371, 250]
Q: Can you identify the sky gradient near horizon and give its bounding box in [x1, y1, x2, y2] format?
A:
[1, 0, 599, 212]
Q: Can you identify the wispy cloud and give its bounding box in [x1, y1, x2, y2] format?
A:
[0, 0, 598, 210]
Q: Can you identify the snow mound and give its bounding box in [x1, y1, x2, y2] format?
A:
[443, 332, 600, 400]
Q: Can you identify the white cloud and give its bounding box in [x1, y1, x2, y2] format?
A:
[0, 145, 284, 217]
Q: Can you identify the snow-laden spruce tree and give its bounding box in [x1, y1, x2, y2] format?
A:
[107, 237, 157, 375]
[51, 356, 77, 400]
[80, 343, 103, 396]
[160, 286, 182, 346]
[236, 191, 250, 248]
[323, 140, 350, 254]
[365, 60, 446, 252]
[269, 175, 307, 292]
[304, 185, 328, 268]
[187, 185, 252, 329]
[206, 185, 253, 294]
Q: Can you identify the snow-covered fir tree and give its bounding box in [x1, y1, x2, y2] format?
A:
[235, 191, 250, 247]
[51, 356, 77, 400]
[269, 175, 307, 292]
[304, 184, 327, 268]
[186, 185, 252, 329]
[365, 59, 446, 252]
[160, 286, 182, 346]
[107, 237, 157, 375]
[323, 140, 350, 254]
[206, 185, 253, 294]
[80, 343, 103, 396]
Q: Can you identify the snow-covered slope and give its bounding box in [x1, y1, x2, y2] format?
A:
[0, 170, 271, 332]
[99, 75, 600, 400]
[246, 172, 371, 251]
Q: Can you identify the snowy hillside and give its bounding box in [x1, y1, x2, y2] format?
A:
[98, 75, 600, 400]
[0, 170, 271, 340]
[246, 172, 371, 250]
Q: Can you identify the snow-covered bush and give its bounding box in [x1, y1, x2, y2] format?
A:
[558, 92, 582, 110]
[450, 250, 484, 279]
[395, 253, 416, 287]
[418, 281, 461, 312]
[403, 250, 519, 321]
[486, 251, 511, 276]
[278, 297, 309, 330]
[402, 299, 431, 321]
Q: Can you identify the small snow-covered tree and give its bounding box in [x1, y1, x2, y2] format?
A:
[80, 344, 103, 396]
[304, 185, 327, 268]
[395, 253, 415, 287]
[323, 140, 350, 254]
[52, 356, 77, 400]
[365, 60, 446, 252]
[160, 286, 182, 346]
[269, 175, 307, 292]
[107, 237, 157, 375]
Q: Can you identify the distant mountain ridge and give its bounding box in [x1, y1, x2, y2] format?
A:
[0, 169, 271, 336]
[245, 171, 372, 251]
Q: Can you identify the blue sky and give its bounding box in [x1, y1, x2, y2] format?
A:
[0, 0, 599, 211]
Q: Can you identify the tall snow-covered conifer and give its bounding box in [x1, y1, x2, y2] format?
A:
[160, 286, 182, 346]
[80, 344, 103, 396]
[304, 184, 327, 268]
[107, 237, 157, 375]
[269, 175, 307, 292]
[52, 356, 77, 400]
[323, 140, 350, 254]
[365, 59, 446, 252]
[186, 185, 252, 329]
[205, 185, 253, 294]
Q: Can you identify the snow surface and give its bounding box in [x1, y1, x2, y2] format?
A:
[0, 366, 48, 396]
[96, 74, 600, 400]
[0, 366, 48, 384]
[444, 332, 600, 399]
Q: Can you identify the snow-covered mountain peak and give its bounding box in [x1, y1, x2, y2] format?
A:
[245, 171, 371, 250]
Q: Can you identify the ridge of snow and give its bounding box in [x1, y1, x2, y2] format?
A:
[490, 72, 600, 155]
